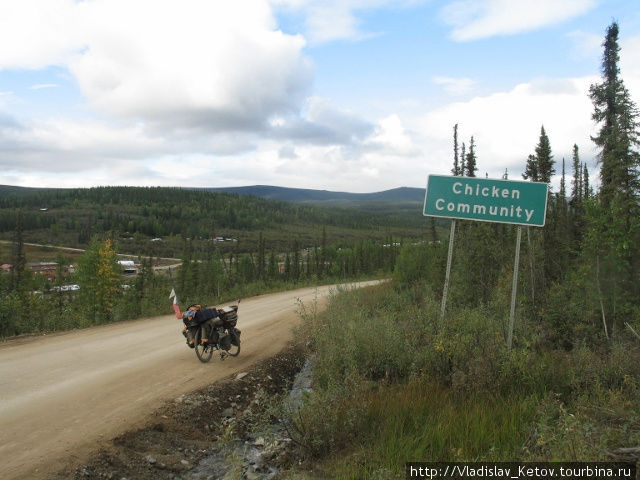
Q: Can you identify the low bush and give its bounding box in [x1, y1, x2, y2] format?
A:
[291, 281, 640, 478]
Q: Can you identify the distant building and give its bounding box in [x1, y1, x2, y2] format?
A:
[51, 284, 80, 292]
[117, 260, 137, 274]
[28, 262, 58, 280]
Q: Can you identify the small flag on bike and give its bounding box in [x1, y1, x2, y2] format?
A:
[169, 288, 181, 319]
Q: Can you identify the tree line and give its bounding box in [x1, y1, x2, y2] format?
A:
[397, 21, 639, 345]
[0, 214, 400, 336]
[0, 186, 420, 245]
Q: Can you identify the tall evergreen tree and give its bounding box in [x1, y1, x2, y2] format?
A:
[559, 158, 567, 200]
[535, 126, 555, 183]
[451, 124, 460, 176]
[9, 210, 27, 293]
[586, 21, 640, 326]
[570, 144, 583, 205]
[583, 164, 591, 199]
[257, 232, 266, 280]
[267, 251, 279, 280]
[465, 136, 477, 177]
[523, 154, 539, 181]
[589, 21, 640, 209]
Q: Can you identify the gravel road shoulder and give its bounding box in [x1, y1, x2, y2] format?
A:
[53, 343, 307, 480]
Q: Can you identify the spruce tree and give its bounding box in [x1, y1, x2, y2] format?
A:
[583, 164, 590, 199]
[465, 136, 477, 177]
[451, 124, 460, 176]
[587, 20, 640, 326]
[559, 158, 566, 200]
[589, 21, 640, 209]
[9, 210, 27, 293]
[523, 154, 539, 181]
[535, 126, 555, 183]
[570, 144, 583, 206]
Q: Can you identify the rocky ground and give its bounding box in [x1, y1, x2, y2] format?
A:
[53, 344, 308, 480]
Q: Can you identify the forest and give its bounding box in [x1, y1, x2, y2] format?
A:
[0, 193, 406, 336]
[0, 185, 426, 256]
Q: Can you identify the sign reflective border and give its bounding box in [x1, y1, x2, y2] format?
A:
[423, 175, 549, 227]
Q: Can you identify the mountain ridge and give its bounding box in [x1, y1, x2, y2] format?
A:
[206, 185, 425, 205]
[0, 184, 426, 206]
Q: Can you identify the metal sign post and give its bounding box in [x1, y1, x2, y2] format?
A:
[507, 226, 522, 349]
[439, 219, 456, 329]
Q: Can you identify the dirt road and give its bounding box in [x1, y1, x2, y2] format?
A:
[0, 282, 378, 480]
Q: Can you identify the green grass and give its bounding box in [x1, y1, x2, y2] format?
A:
[318, 384, 536, 479]
[285, 281, 640, 479]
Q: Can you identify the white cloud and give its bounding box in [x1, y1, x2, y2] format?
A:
[1, 1, 639, 194]
[441, 0, 597, 41]
[0, 0, 83, 69]
[28, 84, 58, 90]
[419, 77, 600, 181]
[566, 30, 603, 59]
[433, 76, 476, 96]
[278, 144, 298, 159]
[621, 35, 640, 96]
[271, 0, 425, 44]
[0, 0, 312, 133]
[365, 114, 418, 155]
[269, 97, 374, 144]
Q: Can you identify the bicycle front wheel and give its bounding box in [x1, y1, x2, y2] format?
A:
[194, 327, 213, 363]
[227, 329, 240, 357]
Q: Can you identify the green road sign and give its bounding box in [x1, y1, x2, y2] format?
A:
[424, 175, 549, 227]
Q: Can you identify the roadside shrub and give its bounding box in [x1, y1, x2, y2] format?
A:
[289, 372, 372, 458]
[311, 285, 419, 386]
[394, 243, 445, 291]
[295, 281, 640, 473]
[541, 269, 602, 349]
[0, 292, 22, 337]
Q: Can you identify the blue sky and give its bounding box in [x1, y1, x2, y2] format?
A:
[1, 0, 639, 192]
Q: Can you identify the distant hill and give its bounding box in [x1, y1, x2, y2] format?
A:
[0, 185, 57, 199]
[207, 185, 425, 207]
[0, 185, 430, 258]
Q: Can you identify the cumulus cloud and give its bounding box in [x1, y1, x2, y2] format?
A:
[419, 76, 603, 182]
[74, 1, 311, 131]
[441, 0, 597, 41]
[0, 117, 165, 171]
[269, 97, 374, 145]
[278, 144, 298, 159]
[1, 1, 639, 193]
[0, 0, 83, 69]
[365, 114, 419, 156]
[0, 0, 312, 133]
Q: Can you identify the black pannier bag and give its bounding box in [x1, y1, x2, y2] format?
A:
[219, 332, 232, 350]
[219, 306, 238, 328]
[231, 328, 241, 346]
